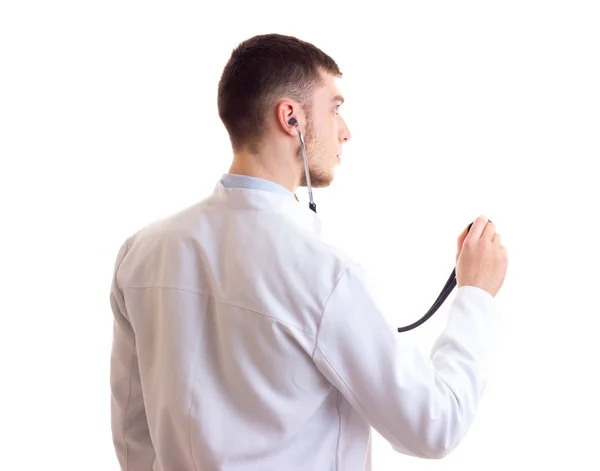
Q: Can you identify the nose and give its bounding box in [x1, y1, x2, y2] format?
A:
[339, 119, 351, 143]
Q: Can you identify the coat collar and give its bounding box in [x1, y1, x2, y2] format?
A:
[210, 180, 322, 236]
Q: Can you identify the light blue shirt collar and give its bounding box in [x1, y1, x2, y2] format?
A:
[220, 173, 295, 199]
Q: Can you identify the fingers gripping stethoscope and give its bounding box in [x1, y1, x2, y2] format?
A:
[288, 117, 486, 332]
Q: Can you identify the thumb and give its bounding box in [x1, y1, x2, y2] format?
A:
[456, 224, 470, 262]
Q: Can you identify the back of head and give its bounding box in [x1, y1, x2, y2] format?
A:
[217, 33, 342, 155]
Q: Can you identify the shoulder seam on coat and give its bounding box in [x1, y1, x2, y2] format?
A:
[121, 285, 317, 338]
[122, 285, 208, 296]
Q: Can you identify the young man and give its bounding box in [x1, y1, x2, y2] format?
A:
[109, 33, 508, 471]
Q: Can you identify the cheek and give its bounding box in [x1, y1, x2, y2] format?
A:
[320, 119, 336, 143]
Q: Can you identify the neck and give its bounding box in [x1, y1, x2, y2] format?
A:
[229, 148, 302, 193]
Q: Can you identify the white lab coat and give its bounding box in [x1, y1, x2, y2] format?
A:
[109, 180, 500, 471]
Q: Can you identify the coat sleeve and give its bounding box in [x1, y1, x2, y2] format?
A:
[311, 263, 501, 459]
[109, 239, 156, 470]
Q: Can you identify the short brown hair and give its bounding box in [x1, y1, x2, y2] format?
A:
[217, 33, 342, 154]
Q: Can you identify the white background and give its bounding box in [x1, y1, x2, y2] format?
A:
[1, 1, 599, 469]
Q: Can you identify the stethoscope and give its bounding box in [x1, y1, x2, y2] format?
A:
[289, 117, 317, 213]
[289, 118, 483, 332]
[396, 222, 476, 332]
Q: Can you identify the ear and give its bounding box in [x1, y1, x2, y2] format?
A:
[276, 99, 304, 137]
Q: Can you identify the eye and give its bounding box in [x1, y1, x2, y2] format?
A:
[334, 104, 341, 114]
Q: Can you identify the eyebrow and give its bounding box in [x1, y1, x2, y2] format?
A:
[332, 94, 345, 104]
